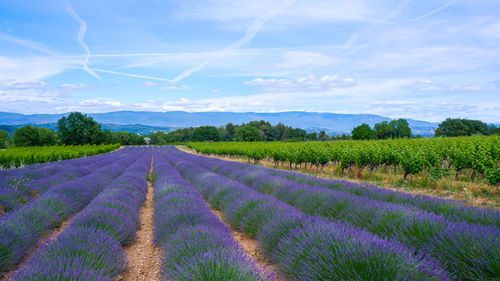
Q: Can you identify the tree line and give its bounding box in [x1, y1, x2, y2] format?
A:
[146, 120, 345, 144]
[351, 118, 499, 140]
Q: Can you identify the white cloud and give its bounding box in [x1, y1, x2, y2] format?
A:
[58, 83, 92, 90]
[141, 81, 161, 87]
[480, 21, 500, 39]
[244, 75, 356, 91]
[79, 98, 122, 107]
[0, 80, 48, 90]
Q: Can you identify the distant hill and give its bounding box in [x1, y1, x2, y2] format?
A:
[0, 111, 439, 136]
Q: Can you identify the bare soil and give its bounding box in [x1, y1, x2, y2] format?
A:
[115, 151, 161, 281]
[210, 208, 285, 281]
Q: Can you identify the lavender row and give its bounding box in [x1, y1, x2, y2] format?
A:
[185, 149, 500, 227]
[169, 147, 500, 281]
[0, 148, 143, 274]
[0, 147, 122, 186]
[153, 148, 268, 281]
[10, 147, 151, 280]
[160, 147, 449, 281]
[0, 150, 127, 214]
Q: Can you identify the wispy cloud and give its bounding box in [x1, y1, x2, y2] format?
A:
[141, 81, 161, 87]
[0, 80, 48, 90]
[64, 1, 100, 79]
[413, 0, 456, 22]
[244, 75, 356, 91]
[58, 83, 93, 90]
[170, 0, 296, 83]
[0, 32, 59, 56]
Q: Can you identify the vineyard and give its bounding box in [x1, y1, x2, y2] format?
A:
[0, 144, 120, 169]
[187, 136, 500, 185]
[0, 146, 498, 280]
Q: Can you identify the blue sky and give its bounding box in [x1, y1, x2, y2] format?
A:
[0, 0, 499, 122]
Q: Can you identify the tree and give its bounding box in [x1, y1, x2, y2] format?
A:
[57, 112, 103, 145]
[289, 128, 307, 141]
[0, 129, 9, 149]
[318, 130, 329, 141]
[389, 119, 411, 138]
[351, 123, 375, 140]
[306, 132, 318, 141]
[275, 123, 287, 140]
[235, 125, 263, 141]
[435, 118, 489, 137]
[192, 126, 221, 142]
[487, 124, 500, 135]
[12, 126, 57, 147]
[374, 121, 392, 139]
[37, 128, 57, 146]
[13, 125, 40, 146]
[224, 123, 236, 141]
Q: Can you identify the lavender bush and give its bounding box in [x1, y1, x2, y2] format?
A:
[160, 147, 450, 281]
[167, 147, 499, 281]
[153, 148, 269, 281]
[0, 147, 144, 274]
[11, 147, 151, 280]
[178, 146, 500, 227]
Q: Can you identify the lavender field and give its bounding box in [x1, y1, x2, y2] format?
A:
[0, 146, 498, 281]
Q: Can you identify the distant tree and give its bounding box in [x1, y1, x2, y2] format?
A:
[351, 123, 376, 140]
[37, 128, 57, 146]
[289, 128, 307, 141]
[144, 137, 151, 145]
[225, 123, 236, 141]
[487, 124, 500, 135]
[57, 112, 103, 145]
[192, 126, 221, 142]
[235, 125, 263, 141]
[318, 130, 329, 141]
[101, 129, 117, 144]
[389, 119, 411, 138]
[275, 123, 287, 140]
[148, 131, 169, 145]
[435, 118, 489, 137]
[0, 129, 9, 149]
[374, 121, 392, 139]
[13, 125, 40, 146]
[306, 132, 318, 141]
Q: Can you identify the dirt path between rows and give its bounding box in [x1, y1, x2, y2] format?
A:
[1, 216, 74, 280]
[210, 208, 285, 281]
[116, 150, 160, 281]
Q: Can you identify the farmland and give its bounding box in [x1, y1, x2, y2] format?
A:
[187, 136, 500, 208]
[0, 144, 120, 169]
[0, 146, 499, 280]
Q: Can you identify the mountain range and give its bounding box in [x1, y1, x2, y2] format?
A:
[0, 111, 439, 136]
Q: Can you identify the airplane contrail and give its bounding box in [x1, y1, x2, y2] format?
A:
[92, 68, 171, 82]
[64, 1, 101, 79]
[170, 0, 296, 83]
[413, 0, 456, 22]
